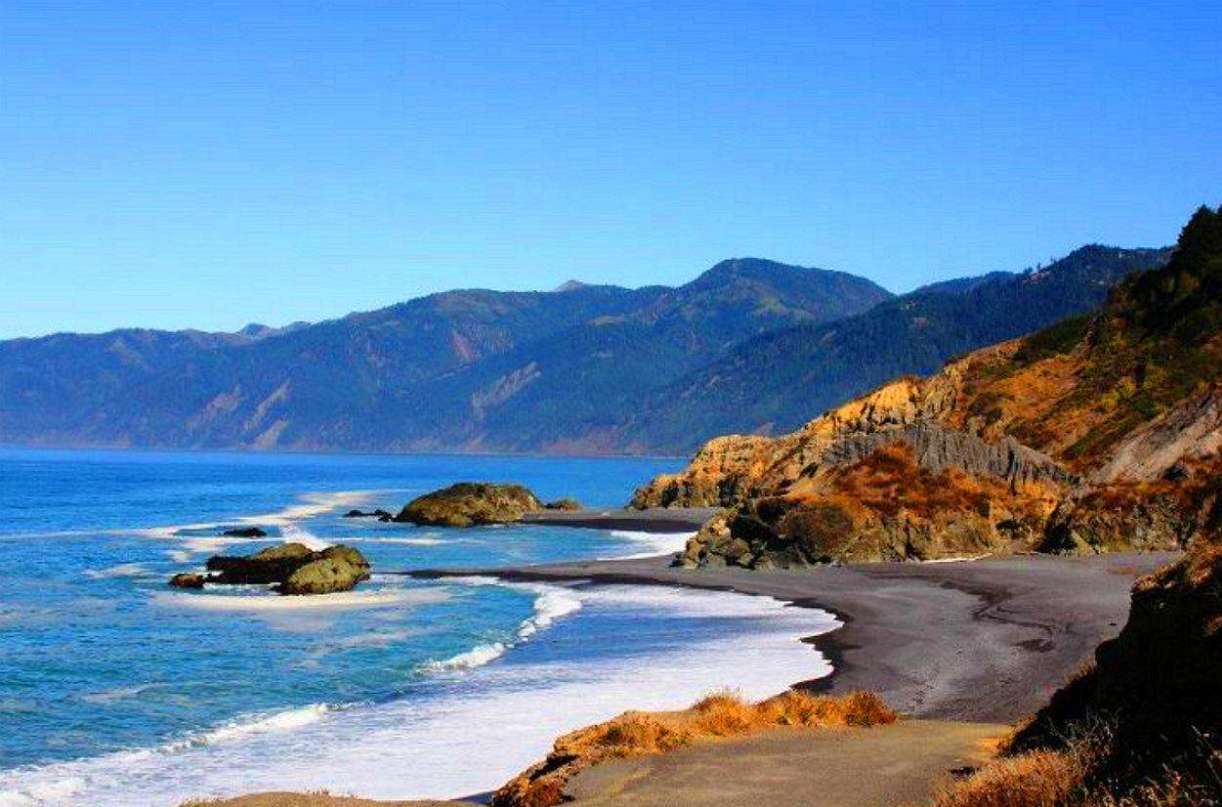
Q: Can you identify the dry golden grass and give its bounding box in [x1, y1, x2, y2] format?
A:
[933, 719, 1222, 807]
[491, 689, 896, 807]
[931, 750, 1085, 807]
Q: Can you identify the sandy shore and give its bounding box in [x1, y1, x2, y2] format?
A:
[411, 550, 1176, 723]
[521, 507, 717, 533]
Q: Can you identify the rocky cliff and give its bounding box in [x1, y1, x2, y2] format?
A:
[635, 205, 1222, 566]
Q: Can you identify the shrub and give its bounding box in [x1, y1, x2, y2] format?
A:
[492, 689, 897, 807]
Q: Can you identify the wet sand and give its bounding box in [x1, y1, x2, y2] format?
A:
[521, 507, 717, 533]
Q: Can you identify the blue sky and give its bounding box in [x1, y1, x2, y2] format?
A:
[2, 1, 1219, 339]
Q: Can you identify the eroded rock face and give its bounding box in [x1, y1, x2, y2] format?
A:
[664, 411, 1072, 568]
[394, 482, 544, 527]
[1090, 386, 1222, 485]
[642, 324, 1218, 567]
[193, 542, 371, 594]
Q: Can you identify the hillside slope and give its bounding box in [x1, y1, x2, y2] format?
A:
[633, 206, 1220, 566]
[622, 245, 1171, 451]
[0, 260, 889, 451]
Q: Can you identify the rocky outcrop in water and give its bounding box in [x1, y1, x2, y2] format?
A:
[221, 526, 267, 538]
[168, 572, 206, 589]
[394, 482, 544, 527]
[179, 542, 371, 594]
[280, 546, 373, 595]
[343, 509, 393, 519]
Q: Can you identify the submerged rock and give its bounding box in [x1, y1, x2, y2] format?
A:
[343, 508, 393, 519]
[395, 482, 544, 527]
[221, 526, 268, 538]
[197, 542, 371, 594]
[168, 572, 206, 589]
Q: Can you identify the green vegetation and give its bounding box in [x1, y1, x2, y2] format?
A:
[1057, 206, 1222, 465]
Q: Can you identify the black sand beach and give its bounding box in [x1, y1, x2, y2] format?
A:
[410, 509, 1176, 723]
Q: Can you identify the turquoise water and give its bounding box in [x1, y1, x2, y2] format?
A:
[0, 449, 836, 806]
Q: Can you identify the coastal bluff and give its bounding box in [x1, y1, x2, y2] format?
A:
[633, 215, 1220, 568]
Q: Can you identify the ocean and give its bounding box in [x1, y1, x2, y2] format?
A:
[0, 448, 837, 806]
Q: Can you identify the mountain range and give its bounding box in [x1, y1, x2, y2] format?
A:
[0, 246, 1170, 454]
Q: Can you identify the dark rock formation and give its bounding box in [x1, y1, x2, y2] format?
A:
[206, 543, 315, 584]
[544, 498, 583, 511]
[168, 572, 206, 589]
[395, 482, 544, 527]
[343, 509, 393, 519]
[221, 526, 267, 538]
[199, 542, 370, 594]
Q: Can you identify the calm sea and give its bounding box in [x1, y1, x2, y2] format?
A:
[0, 448, 835, 806]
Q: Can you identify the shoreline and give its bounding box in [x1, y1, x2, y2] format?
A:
[210, 549, 1175, 807]
[409, 550, 1177, 723]
[520, 507, 717, 533]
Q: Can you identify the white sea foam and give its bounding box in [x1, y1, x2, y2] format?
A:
[82, 563, 152, 580]
[152, 587, 449, 613]
[602, 529, 695, 560]
[424, 641, 509, 672]
[0, 586, 837, 806]
[133, 489, 378, 546]
[278, 523, 331, 551]
[423, 581, 583, 673]
[164, 704, 334, 752]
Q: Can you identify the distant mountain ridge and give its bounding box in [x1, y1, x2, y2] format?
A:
[0, 258, 890, 452]
[0, 246, 1170, 454]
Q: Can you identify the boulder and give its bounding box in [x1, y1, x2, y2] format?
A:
[168, 572, 206, 589]
[199, 543, 370, 594]
[280, 546, 371, 595]
[544, 498, 583, 511]
[343, 509, 393, 519]
[394, 482, 544, 527]
[221, 526, 267, 538]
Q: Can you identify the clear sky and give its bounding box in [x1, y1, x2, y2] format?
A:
[2, 1, 1219, 339]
